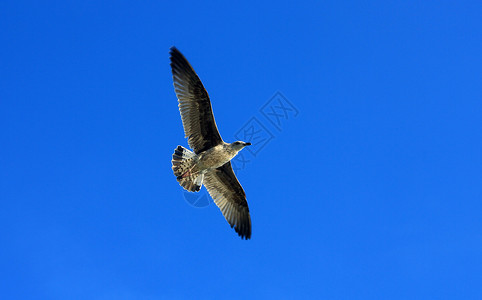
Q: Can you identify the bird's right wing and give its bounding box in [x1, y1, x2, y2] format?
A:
[170, 47, 223, 154]
[203, 162, 252, 239]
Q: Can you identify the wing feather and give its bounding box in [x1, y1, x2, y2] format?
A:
[203, 162, 251, 239]
[169, 47, 223, 154]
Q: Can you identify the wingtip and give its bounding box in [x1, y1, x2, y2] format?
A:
[239, 232, 251, 240]
[169, 47, 190, 69]
[169, 46, 182, 57]
[236, 223, 252, 240]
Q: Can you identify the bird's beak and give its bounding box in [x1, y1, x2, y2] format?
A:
[245, 142, 252, 146]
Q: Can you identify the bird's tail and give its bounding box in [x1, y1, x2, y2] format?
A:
[172, 145, 203, 192]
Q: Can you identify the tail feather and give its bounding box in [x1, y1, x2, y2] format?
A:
[172, 145, 203, 192]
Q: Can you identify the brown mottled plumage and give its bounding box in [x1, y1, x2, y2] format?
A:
[170, 47, 252, 239]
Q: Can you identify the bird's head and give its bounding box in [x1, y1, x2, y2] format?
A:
[231, 141, 251, 151]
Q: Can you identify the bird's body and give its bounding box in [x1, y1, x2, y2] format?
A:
[173, 142, 249, 187]
[169, 47, 252, 239]
[197, 143, 239, 171]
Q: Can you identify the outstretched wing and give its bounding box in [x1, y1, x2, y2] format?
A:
[170, 47, 223, 154]
[203, 162, 251, 239]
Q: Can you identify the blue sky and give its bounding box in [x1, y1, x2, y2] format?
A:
[1, 1, 481, 299]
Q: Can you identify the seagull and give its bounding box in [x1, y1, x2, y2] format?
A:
[169, 47, 252, 239]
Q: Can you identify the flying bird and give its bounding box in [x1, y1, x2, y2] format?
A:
[169, 47, 252, 239]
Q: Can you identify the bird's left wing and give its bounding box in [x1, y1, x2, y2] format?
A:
[203, 162, 252, 239]
[170, 47, 223, 154]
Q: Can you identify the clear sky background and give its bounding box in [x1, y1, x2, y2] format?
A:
[1, 1, 481, 299]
